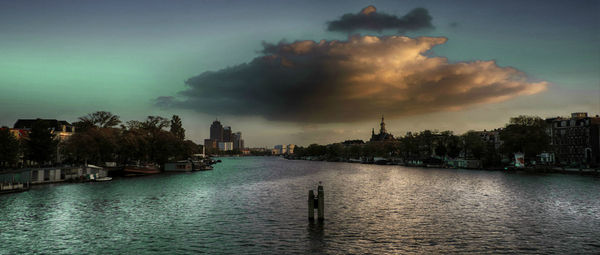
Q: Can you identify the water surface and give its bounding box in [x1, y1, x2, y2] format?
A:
[1, 157, 599, 254]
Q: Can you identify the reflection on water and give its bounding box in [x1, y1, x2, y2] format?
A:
[1, 157, 599, 254]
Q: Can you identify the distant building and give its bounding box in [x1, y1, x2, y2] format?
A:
[473, 128, 503, 150]
[210, 120, 224, 142]
[223, 126, 232, 142]
[274, 145, 286, 155]
[218, 142, 233, 151]
[272, 144, 294, 155]
[13, 119, 75, 141]
[547, 112, 600, 167]
[12, 119, 76, 164]
[6, 128, 29, 140]
[370, 115, 395, 142]
[232, 132, 244, 150]
[204, 139, 217, 150]
[286, 144, 295, 154]
[207, 119, 246, 150]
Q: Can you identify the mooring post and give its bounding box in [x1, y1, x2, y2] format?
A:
[308, 190, 315, 220]
[317, 185, 324, 221]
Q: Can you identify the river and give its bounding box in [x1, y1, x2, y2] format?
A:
[1, 157, 599, 254]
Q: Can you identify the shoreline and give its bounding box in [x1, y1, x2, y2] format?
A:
[283, 156, 600, 176]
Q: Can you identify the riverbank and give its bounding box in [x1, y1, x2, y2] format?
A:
[284, 156, 600, 176]
[0, 158, 220, 194]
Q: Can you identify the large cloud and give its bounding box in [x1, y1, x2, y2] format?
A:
[327, 6, 434, 33]
[157, 35, 547, 123]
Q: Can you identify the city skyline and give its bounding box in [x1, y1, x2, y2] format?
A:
[1, 0, 598, 147]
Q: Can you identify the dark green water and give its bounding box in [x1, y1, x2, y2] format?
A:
[1, 157, 599, 254]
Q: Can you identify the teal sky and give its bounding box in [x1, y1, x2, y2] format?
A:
[1, 0, 598, 147]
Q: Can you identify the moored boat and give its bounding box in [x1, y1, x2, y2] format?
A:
[123, 165, 160, 176]
[192, 161, 213, 171]
[164, 161, 193, 172]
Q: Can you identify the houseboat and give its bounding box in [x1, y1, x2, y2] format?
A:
[164, 161, 193, 172]
[123, 164, 160, 176]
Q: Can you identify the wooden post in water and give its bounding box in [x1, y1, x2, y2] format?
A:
[308, 190, 315, 220]
[317, 185, 324, 221]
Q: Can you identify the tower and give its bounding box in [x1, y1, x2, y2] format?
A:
[210, 119, 224, 142]
[379, 115, 386, 134]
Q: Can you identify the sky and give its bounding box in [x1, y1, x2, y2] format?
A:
[1, 0, 599, 147]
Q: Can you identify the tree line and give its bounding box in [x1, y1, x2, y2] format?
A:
[291, 116, 550, 167]
[0, 111, 201, 169]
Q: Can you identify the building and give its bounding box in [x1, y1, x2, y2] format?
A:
[272, 144, 294, 155]
[223, 126, 232, 142]
[286, 144, 295, 154]
[210, 119, 224, 142]
[13, 119, 75, 141]
[274, 145, 286, 155]
[232, 132, 244, 150]
[204, 139, 217, 150]
[474, 128, 503, 150]
[207, 119, 246, 151]
[218, 142, 233, 151]
[13, 119, 75, 163]
[370, 115, 395, 142]
[547, 112, 600, 167]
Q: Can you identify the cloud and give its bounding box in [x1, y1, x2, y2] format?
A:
[326, 6, 434, 33]
[157, 35, 547, 123]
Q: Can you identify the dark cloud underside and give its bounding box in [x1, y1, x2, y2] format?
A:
[327, 6, 434, 33]
[157, 36, 547, 123]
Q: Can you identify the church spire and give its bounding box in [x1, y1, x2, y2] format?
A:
[380, 115, 386, 134]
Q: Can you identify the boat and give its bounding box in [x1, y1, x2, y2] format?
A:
[197, 164, 213, 171]
[123, 164, 160, 176]
[164, 161, 193, 172]
[192, 161, 213, 171]
[95, 177, 113, 182]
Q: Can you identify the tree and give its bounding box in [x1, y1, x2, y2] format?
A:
[63, 130, 98, 164]
[26, 120, 57, 166]
[462, 131, 485, 160]
[142, 116, 170, 131]
[0, 128, 20, 168]
[399, 132, 418, 160]
[446, 135, 462, 158]
[76, 111, 121, 131]
[118, 128, 149, 163]
[417, 130, 436, 159]
[170, 115, 185, 140]
[500, 116, 550, 163]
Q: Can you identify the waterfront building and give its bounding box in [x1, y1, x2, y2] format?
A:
[271, 144, 294, 155]
[223, 126, 232, 142]
[474, 128, 503, 150]
[286, 144, 295, 154]
[207, 119, 246, 150]
[218, 142, 233, 151]
[370, 115, 395, 142]
[274, 145, 286, 155]
[546, 112, 600, 167]
[204, 139, 217, 150]
[6, 128, 29, 140]
[232, 132, 244, 150]
[210, 119, 224, 142]
[13, 119, 75, 163]
[13, 119, 75, 141]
